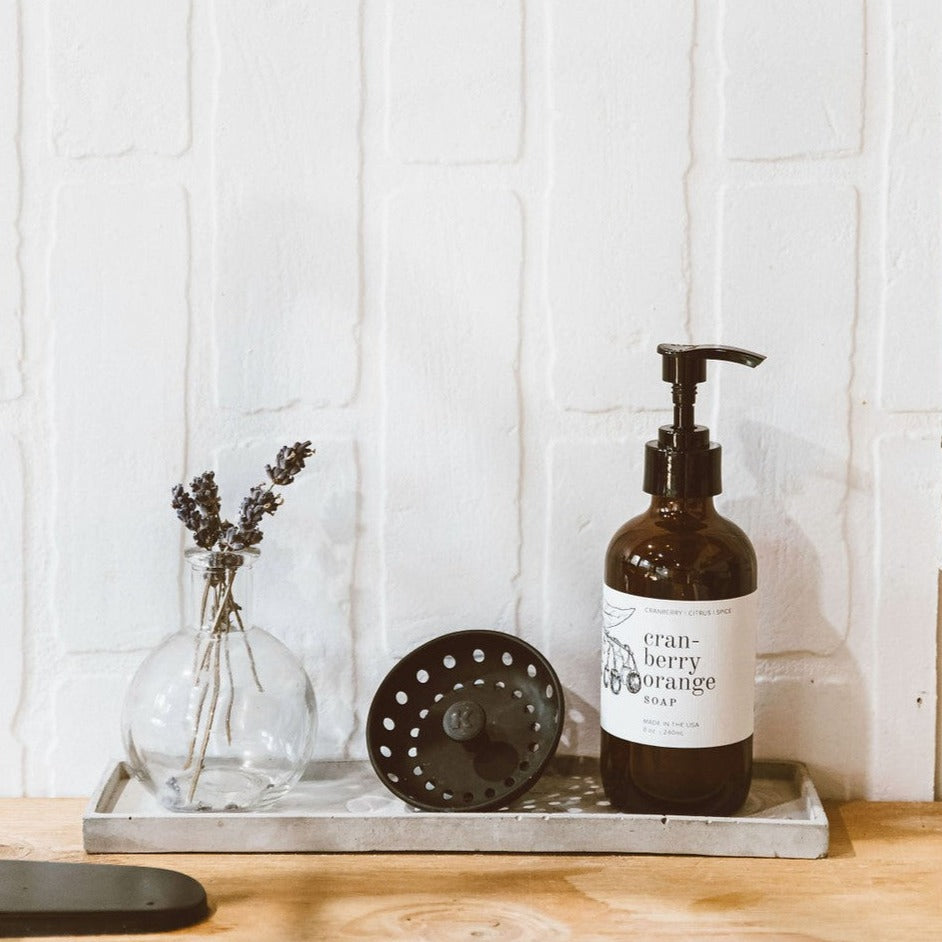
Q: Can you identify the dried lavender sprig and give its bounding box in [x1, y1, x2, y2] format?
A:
[189, 472, 222, 549]
[217, 490, 274, 551]
[172, 484, 224, 551]
[171, 484, 218, 551]
[218, 443, 314, 550]
[240, 485, 282, 528]
[266, 441, 315, 486]
[219, 523, 263, 551]
[173, 441, 315, 552]
[190, 471, 221, 518]
[171, 484, 200, 530]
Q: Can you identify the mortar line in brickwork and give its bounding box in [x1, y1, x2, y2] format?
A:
[179, 0, 195, 460]
[871, 0, 892, 675]
[526, 0, 556, 650]
[376, 0, 393, 661]
[541, 0, 557, 410]
[179, 188, 194, 632]
[353, 0, 366, 407]
[856, 0, 868, 152]
[680, 0, 698, 343]
[9, 0, 25, 401]
[839, 185, 862, 652]
[711, 2, 727, 338]
[874, 0, 892, 413]
[341, 0, 367, 757]
[511, 188, 525, 615]
[716, 0, 729, 168]
[207, 0, 221, 418]
[515, 0, 526, 164]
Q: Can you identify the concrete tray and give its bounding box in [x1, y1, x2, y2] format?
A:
[83, 757, 829, 858]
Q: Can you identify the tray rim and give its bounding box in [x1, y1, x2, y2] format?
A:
[83, 757, 829, 858]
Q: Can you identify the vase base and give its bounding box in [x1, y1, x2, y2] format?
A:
[131, 756, 300, 813]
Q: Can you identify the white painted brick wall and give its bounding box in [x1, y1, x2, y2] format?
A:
[0, 0, 21, 401]
[48, 0, 190, 156]
[51, 184, 188, 653]
[873, 436, 940, 797]
[0, 435, 23, 795]
[388, 0, 522, 163]
[720, 184, 858, 656]
[548, 0, 692, 412]
[383, 187, 521, 656]
[544, 435, 642, 758]
[213, 0, 360, 411]
[2, 2, 940, 802]
[216, 437, 359, 757]
[882, 0, 942, 411]
[50, 670, 130, 794]
[723, 0, 864, 159]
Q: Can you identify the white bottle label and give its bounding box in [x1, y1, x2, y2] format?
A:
[600, 585, 757, 749]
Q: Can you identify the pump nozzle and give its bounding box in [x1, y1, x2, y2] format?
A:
[657, 344, 765, 432]
[657, 343, 765, 378]
[643, 342, 766, 497]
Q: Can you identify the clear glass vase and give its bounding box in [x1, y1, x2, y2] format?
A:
[122, 548, 317, 812]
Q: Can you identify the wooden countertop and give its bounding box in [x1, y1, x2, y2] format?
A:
[1, 799, 941, 940]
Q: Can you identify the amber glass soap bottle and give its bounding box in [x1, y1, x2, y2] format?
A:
[600, 343, 765, 816]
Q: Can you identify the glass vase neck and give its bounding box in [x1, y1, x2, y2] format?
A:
[185, 548, 258, 633]
[185, 547, 259, 572]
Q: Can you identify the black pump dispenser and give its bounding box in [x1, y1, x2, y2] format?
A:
[643, 344, 765, 498]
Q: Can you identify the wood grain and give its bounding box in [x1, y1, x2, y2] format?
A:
[2, 800, 941, 940]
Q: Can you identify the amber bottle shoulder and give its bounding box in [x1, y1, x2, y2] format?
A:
[605, 502, 756, 600]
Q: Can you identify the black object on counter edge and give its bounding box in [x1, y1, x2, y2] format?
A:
[0, 859, 209, 937]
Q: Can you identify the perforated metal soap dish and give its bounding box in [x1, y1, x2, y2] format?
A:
[366, 630, 565, 811]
